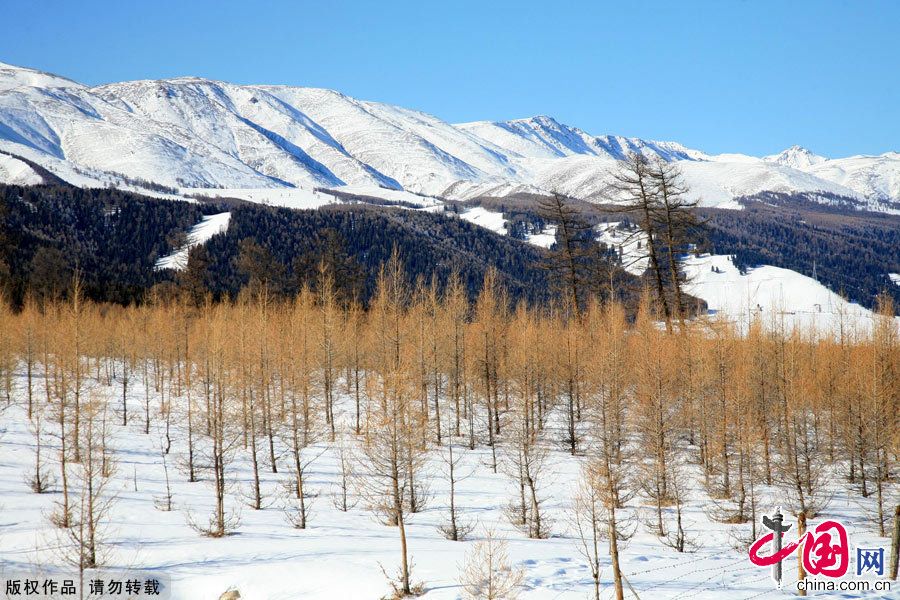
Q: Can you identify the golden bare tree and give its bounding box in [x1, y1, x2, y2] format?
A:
[459, 528, 524, 600]
[357, 253, 428, 597]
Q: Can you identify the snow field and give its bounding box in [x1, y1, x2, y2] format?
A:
[0, 368, 894, 600]
[0, 154, 43, 186]
[594, 222, 648, 277]
[682, 253, 899, 335]
[155, 213, 231, 271]
[525, 226, 557, 250]
[459, 207, 509, 236]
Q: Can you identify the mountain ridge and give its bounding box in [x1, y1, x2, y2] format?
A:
[1, 61, 898, 213]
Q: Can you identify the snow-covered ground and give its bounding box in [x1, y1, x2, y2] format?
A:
[459, 206, 509, 236]
[457, 206, 556, 248]
[185, 187, 339, 211]
[526, 225, 557, 249]
[595, 222, 648, 276]
[332, 184, 445, 211]
[682, 253, 898, 334]
[0, 153, 43, 185]
[0, 370, 893, 600]
[185, 185, 444, 212]
[592, 220, 895, 335]
[155, 212, 231, 271]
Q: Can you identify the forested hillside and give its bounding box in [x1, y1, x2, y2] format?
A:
[466, 191, 900, 311]
[701, 193, 900, 308]
[0, 184, 211, 304]
[0, 184, 557, 307]
[3, 183, 896, 313]
[200, 203, 553, 305]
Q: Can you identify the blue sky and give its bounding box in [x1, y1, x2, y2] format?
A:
[3, 1, 897, 157]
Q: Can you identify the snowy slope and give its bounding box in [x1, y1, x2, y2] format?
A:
[185, 187, 340, 211]
[95, 79, 399, 189]
[458, 115, 705, 162]
[595, 222, 649, 276]
[459, 206, 508, 235]
[186, 184, 444, 213]
[526, 225, 557, 249]
[765, 145, 900, 201]
[457, 207, 553, 248]
[761, 145, 900, 212]
[257, 86, 520, 197]
[803, 152, 900, 211]
[508, 153, 862, 210]
[0, 71, 279, 189]
[1, 61, 898, 212]
[590, 220, 895, 334]
[682, 253, 897, 333]
[0, 153, 44, 185]
[155, 212, 231, 270]
[0, 61, 82, 92]
[677, 158, 863, 208]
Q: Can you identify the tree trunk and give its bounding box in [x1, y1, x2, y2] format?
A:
[889, 504, 899, 580]
[608, 503, 624, 600]
[797, 511, 807, 596]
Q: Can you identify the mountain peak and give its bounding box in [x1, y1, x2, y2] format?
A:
[765, 145, 827, 169]
[525, 114, 561, 125]
[504, 114, 567, 131]
[0, 61, 83, 92]
[784, 144, 818, 156]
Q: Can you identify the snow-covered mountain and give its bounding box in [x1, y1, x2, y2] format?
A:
[1, 61, 899, 213]
[456, 115, 705, 162]
[763, 145, 827, 169]
[802, 152, 900, 205]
